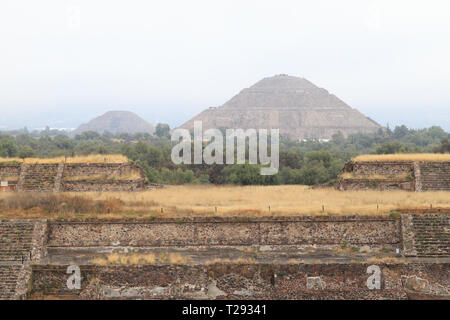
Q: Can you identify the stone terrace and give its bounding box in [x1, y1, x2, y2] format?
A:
[339, 161, 450, 191]
[0, 163, 146, 192]
[1, 214, 449, 300]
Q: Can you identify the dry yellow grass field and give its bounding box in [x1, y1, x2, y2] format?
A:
[75, 185, 450, 217]
[352, 153, 450, 162]
[1, 185, 449, 219]
[0, 154, 129, 164]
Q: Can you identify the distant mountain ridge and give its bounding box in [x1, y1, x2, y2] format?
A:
[72, 111, 155, 135]
[180, 75, 383, 140]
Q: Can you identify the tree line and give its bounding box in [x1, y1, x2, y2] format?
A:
[0, 124, 448, 186]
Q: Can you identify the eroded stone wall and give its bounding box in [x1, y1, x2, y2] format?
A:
[348, 162, 414, 175]
[0, 163, 146, 192]
[339, 161, 450, 191]
[61, 179, 145, 192]
[47, 217, 401, 247]
[62, 163, 144, 178]
[339, 178, 414, 191]
[0, 164, 21, 191]
[29, 263, 449, 300]
[1, 215, 449, 300]
[0, 164, 21, 180]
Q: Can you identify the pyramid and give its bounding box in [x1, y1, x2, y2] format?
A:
[72, 111, 155, 135]
[180, 75, 382, 140]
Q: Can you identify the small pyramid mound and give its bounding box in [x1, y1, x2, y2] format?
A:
[72, 111, 155, 135]
[180, 75, 382, 139]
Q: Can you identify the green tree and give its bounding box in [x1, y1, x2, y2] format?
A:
[155, 123, 170, 139]
[18, 146, 35, 159]
[0, 137, 18, 157]
[433, 138, 450, 153]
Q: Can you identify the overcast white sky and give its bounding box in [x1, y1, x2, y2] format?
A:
[0, 0, 449, 131]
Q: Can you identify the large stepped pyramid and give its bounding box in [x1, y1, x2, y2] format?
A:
[411, 214, 449, 257]
[180, 75, 383, 140]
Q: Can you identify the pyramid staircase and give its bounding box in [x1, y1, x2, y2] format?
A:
[0, 220, 35, 300]
[411, 214, 449, 257]
[17, 164, 59, 192]
[0, 220, 34, 261]
[0, 265, 23, 300]
[419, 163, 450, 191]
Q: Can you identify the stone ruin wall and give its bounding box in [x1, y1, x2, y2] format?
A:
[339, 178, 415, 191]
[339, 161, 450, 191]
[61, 163, 145, 192]
[350, 162, 414, 175]
[62, 163, 143, 178]
[1, 214, 449, 300]
[0, 164, 21, 191]
[0, 164, 21, 178]
[0, 163, 146, 192]
[29, 263, 449, 300]
[61, 179, 145, 192]
[46, 216, 401, 248]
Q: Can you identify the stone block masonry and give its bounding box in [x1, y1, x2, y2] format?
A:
[61, 179, 145, 192]
[0, 164, 22, 191]
[1, 214, 449, 300]
[46, 216, 401, 247]
[0, 220, 35, 261]
[28, 263, 449, 300]
[62, 163, 144, 178]
[402, 214, 449, 257]
[0, 219, 47, 300]
[0, 266, 23, 300]
[0, 164, 21, 181]
[339, 161, 450, 191]
[420, 162, 450, 191]
[19, 164, 59, 192]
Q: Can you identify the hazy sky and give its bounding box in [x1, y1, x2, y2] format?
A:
[1, 0, 449, 131]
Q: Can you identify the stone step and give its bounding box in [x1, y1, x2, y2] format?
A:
[0, 221, 35, 262]
[410, 214, 449, 257]
[0, 265, 21, 300]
